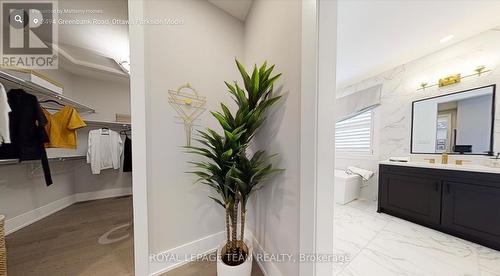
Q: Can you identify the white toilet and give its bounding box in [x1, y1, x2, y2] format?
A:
[334, 169, 362, 204]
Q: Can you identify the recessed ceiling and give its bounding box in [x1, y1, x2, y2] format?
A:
[208, 0, 253, 21]
[337, 0, 500, 89]
[57, 0, 129, 60]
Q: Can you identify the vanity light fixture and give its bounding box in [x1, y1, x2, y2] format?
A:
[417, 65, 491, 91]
[438, 74, 461, 87]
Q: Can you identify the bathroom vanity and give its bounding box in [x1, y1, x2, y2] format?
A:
[378, 161, 500, 251]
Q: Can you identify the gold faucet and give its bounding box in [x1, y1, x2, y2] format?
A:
[455, 159, 471, 165]
[424, 158, 436, 164]
[441, 152, 449, 164]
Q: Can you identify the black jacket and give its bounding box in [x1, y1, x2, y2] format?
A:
[0, 89, 52, 185]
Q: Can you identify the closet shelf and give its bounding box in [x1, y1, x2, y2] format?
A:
[0, 155, 86, 166]
[0, 71, 95, 114]
[84, 120, 131, 128]
[46, 156, 86, 162]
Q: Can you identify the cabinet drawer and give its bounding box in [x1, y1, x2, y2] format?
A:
[379, 173, 442, 226]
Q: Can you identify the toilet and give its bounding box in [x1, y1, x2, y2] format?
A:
[334, 169, 362, 204]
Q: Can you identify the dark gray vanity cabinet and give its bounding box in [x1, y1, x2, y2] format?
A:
[441, 180, 500, 248]
[378, 164, 500, 251]
[379, 173, 441, 226]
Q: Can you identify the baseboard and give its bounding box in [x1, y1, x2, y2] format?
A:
[5, 187, 132, 235]
[146, 229, 283, 276]
[75, 187, 132, 202]
[247, 231, 283, 276]
[5, 195, 75, 235]
[149, 231, 225, 276]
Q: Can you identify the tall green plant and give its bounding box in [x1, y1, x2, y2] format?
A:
[186, 59, 283, 265]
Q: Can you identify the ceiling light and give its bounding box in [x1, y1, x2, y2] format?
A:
[440, 35, 454, 43]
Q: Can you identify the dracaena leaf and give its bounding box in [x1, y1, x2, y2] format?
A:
[236, 59, 252, 92]
[222, 148, 233, 160]
[208, 196, 225, 207]
[259, 61, 267, 75]
[211, 111, 232, 131]
[220, 103, 235, 125]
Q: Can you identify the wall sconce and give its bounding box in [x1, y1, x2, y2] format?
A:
[420, 82, 429, 90]
[475, 65, 487, 76]
[417, 65, 491, 91]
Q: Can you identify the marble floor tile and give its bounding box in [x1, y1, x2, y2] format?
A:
[334, 199, 500, 276]
[357, 220, 479, 276]
[333, 203, 390, 274]
[341, 198, 376, 212]
[477, 246, 500, 276]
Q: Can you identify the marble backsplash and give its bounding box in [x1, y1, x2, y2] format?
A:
[336, 30, 500, 200]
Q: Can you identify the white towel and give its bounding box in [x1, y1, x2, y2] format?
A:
[346, 166, 374, 181]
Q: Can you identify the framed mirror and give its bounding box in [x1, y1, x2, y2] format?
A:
[411, 85, 495, 155]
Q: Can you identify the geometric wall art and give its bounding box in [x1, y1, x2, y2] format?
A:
[168, 83, 206, 146]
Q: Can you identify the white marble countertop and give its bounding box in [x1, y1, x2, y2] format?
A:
[379, 160, 500, 174]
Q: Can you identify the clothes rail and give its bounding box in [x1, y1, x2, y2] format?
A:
[0, 155, 86, 166]
[0, 71, 95, 113]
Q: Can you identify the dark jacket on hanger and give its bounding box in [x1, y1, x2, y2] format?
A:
[0, 89, 53, 185]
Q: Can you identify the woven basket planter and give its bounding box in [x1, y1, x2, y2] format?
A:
[0, 215, 6, 276]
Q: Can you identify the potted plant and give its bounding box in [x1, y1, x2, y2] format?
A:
[186, 60, 283, 276]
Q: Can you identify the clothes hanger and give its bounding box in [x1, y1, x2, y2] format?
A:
[39, 99, 65, 107]
[120, 128, 132, 138]
[101, 127, 110, 135]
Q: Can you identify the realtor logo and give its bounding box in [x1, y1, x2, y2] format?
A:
[1, 1, 58, 69]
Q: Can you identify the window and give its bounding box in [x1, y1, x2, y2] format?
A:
[335, 109, 374, 155]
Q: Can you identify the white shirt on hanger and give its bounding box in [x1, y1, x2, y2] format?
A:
[0, 83, 11, 144]
[87, 128, 123, 174]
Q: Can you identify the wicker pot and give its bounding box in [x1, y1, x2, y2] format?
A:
[0, 215, 6, 276]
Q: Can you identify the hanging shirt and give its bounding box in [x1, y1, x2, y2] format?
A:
[0, 89, 52, 185]
[122, 135, 132, 172]
[42, 106, 87, 149]
[0, 83, 10, 144]
[87, 129, 123, 174]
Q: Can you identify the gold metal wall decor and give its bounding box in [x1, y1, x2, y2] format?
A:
[168, 83, 207, 146]
[418, 65, 491, 91]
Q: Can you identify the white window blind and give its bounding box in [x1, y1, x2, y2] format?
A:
[335, 110, 374, 154]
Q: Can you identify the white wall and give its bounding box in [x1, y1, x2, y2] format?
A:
[0, 162, 75, 221]
[457, 95, 493, 153]
[412, 101, 439, 153]
[70, 77, 131, 122]
[142, 1, 308, 275]
[142, 0, 244, 258]
[337, 30, 500, 200]
[244, 0, 302, 275]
